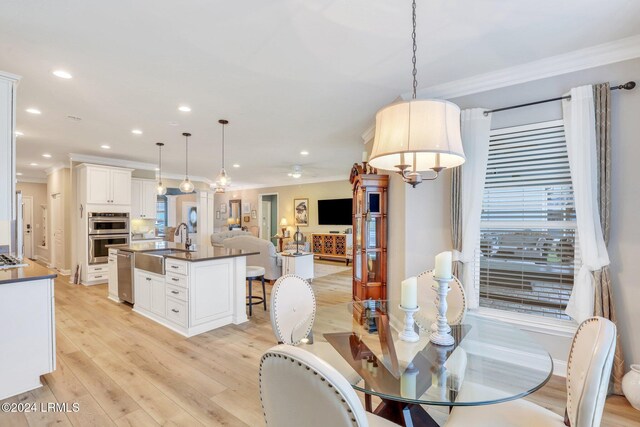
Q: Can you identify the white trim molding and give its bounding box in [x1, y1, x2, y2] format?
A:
[411, 34, 640, 100]
[17, 176, 47, 184]
[476, 307, 577, 338]
[231, 174, 349, 191]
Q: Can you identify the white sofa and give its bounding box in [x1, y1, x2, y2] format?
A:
[211, 229, 251, 246]
[223, 236, 282, 281]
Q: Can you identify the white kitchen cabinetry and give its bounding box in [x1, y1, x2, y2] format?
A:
[133, 256, 248, 337]
[131, 179, 157, 219]
[0, 277, 55, 400]
[80, 164, 132, 205]
[134, 269, 165, 316]
[282, 252, 314, 281]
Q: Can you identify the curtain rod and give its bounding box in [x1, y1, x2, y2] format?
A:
[482, 81, 636, 116]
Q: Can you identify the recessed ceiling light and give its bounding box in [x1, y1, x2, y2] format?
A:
[131, 129, 143, 135]
[30, 162, 38, 166]
[232, 163, 240, 168]
[178, 105, 191, 112]
[42, 153, 52, 158]
[154, 167, 160, 171]
[300, 150, 309, 156]
[100, 144, 111, 149]
[15, 131, 23, 136]
[16, 172, 23, 176]
[52, 70, 72, 79]
[26, 108, 41, 115]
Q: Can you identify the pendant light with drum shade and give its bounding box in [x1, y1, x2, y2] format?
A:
[155, 142, 167, 196]
[367, 0, 465, 187]
[212, 119, 231, 193]
[179, 132, 195, 193]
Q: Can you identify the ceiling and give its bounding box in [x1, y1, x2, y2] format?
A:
[2, 0, 640, 186]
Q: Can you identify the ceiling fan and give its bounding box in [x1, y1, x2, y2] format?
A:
[287, 165, 303, 179]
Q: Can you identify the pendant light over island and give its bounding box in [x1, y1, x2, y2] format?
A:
[179, 132, 195, 193]
[211, 119, 231, 193]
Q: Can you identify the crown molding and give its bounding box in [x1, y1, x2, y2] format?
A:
[17, 176, 47, 184]
[45, 162, 68, 176]
[0, 70, 21, 82]
[361, 35, 640, 141]
[410, 34, 640, 100]
[68, 153, 212, 183]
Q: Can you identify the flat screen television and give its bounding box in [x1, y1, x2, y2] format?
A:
[317, 198, 352, 225]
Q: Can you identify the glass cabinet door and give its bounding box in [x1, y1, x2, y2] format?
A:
[354, 217, 362, 280]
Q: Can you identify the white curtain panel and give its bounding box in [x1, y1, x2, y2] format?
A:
[457, 109, 492, 309]
[562, 85, 610, 322]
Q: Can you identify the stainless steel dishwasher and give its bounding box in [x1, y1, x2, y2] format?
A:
[116, 250, 134, 303]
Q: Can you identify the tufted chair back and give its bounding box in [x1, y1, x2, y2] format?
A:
[260, 345, 369, 427]
[566, 316, 616, 427]
[270, 275, 316, 345]
[415, 269, 467, 331]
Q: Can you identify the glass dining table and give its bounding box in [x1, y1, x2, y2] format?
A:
[298, 300, 553, 427]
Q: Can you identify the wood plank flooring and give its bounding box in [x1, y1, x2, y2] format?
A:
[1, 264, 638, 426]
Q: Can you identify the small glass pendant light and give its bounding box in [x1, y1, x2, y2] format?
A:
[213, 119, 231, 192]
[156, 142, 167, 195]
[179, 132, 195, 193]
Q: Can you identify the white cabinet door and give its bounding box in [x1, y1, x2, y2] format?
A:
[108, 255, 118, 298]
[134, 271, 152, 311]
[86, 167, 110, 204]
[150, 277, 166, 316]
[190, 262, 233, 326]
[142, 180, 158, 219]
[110, 169, 131, 205]
[0, 76, 16, 222]
[130, 179, 142, 218]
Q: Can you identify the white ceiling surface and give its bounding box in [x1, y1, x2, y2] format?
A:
[2, 0, 640, 185]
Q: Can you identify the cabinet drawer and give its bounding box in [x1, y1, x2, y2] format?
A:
[165, 273, 188, 288]
[165, 259, 188, 276]
[88, 272, 108, 282]
[166, 297, 188, 327]
[166, 284, 188, 301]
[89, 264, 109, 274]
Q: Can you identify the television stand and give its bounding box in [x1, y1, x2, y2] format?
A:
[311, 233, 352, 265]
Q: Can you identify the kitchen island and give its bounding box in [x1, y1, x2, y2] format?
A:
[112, 242, 259, 337]
[0, 261, 57, 400]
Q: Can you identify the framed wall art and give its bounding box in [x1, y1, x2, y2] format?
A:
[294, 198, 309, 226]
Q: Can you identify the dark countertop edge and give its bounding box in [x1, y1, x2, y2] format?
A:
[0, 262, 58, 285]
[164, 250, 261, 262]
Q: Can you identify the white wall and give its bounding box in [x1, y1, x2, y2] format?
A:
[448, 57, 640, 368]
[16, 182, 49, 262]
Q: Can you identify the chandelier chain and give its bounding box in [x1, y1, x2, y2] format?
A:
[411, 0, 417, 100]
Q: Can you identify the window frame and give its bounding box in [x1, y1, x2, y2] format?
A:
[474, 119, 578, 334]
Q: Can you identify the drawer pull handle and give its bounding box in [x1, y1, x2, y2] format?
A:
[171, 290, 179, 294]
[171, 265, 179, 269]
[171, 309, 179, 313]
[172, 278, 179, 282]
[95, 275, 103, 278]
[146, 278, 151, 281]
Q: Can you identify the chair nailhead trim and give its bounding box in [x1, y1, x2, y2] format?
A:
[272, 275, 316, 345]
[259, 351, 360, 426]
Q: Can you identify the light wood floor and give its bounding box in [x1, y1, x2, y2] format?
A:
[1, 265, 638, 426]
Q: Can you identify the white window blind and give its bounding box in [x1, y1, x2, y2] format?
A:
[479, 120, 577, 320]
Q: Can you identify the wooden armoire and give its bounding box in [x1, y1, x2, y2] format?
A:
[349, 163, 389, 318]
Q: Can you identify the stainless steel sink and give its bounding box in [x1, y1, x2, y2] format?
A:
[134, 249, 191, 274]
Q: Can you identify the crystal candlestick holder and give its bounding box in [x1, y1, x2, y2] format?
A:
[429, 276, 455, 346]
[399, 305, 420, 343]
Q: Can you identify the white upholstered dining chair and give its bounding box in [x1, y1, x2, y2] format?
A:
[270, 274, 360, 383]
[415, 269, 467, 332]
[259, 345, 397, 427]
[445, 316, 617, 427]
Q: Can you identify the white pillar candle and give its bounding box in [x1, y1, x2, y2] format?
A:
[400, 370, 417, 399]
[400, 276, 418, 309]
[362, 151, 369, 163]
[434, 251, 452, 279]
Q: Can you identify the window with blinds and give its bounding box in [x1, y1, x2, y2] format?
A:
[479, 120, 577, 320]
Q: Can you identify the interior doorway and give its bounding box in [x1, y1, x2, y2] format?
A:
[258, 193, 278, 246]
[22, 195, 33, 259]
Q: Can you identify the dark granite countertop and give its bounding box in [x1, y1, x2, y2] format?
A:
[0, 259, 58, 285]
[109, 241, 259, 262]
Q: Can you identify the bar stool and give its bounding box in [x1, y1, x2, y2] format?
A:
[246, 265, 267, 316]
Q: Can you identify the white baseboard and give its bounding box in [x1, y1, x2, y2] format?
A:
[58, 269, 71, 276]
[553, 358, 567, 377]
[35, 255, 50, 265]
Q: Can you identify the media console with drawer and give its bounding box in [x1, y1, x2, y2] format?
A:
[121, 242, 257, 337]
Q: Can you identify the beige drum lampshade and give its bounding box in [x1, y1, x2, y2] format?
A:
[368, 99, 465, 172]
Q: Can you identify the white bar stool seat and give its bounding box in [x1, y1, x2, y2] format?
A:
[246, 265, 266, 316]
